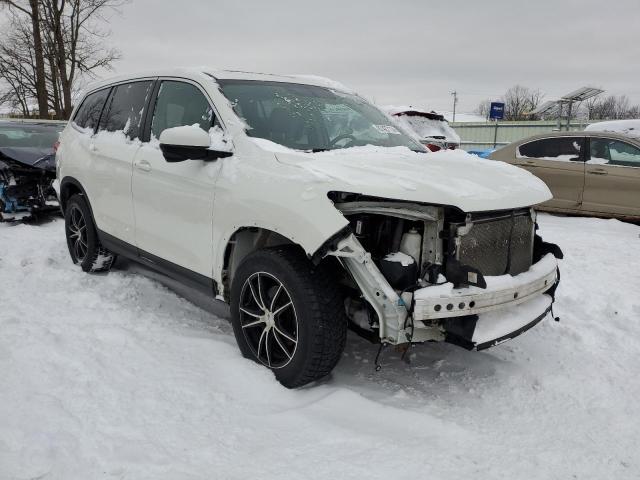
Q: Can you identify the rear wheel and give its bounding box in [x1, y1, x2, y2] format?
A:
[64, 194, 116, 272]
[230, 246, 347, 388]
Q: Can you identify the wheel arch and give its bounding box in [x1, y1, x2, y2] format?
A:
[220, 226, 303, 301]
[59, 176, 92, 217]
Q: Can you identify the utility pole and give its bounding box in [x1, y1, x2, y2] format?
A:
[451, 91, 458, 122]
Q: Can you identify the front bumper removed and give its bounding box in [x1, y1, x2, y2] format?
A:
[331, 233, 560, 348]
[411, 254, 559, 349]
[413, 254, 558, 320]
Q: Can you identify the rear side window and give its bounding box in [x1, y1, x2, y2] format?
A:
[590, 138, 640, 167]
[99, 81, 154, 139]
[73, 88, 110, 130]
[518, 137, 583, 161]
[150, 81, 214, 139]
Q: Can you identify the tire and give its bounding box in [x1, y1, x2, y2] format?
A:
[64, 194, 116, 273]
[230, 246, 347, 388]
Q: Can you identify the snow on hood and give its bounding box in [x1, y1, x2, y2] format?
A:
[274, 145, 552, 212]
[585, 119, 640, 139]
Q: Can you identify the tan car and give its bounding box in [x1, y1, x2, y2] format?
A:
[489, 131, 640, 220]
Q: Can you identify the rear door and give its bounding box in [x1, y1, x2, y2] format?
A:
[582, 137, 640, 217]
[514, 136, 586, 211]
[131, 79, 222, 278]
[90, 80, 155, 243]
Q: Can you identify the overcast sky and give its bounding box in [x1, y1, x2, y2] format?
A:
[94, 0, 640, 114]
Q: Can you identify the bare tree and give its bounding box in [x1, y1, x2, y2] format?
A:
[0, 0, 49, 117]
[0, 0, 125, 118]
[475, 99, 490, 119]
[474, 87, 543, 121]
[583, 94, 640, 120]
[502, 85, 543, 120]
[40, 0, 123, 118]
[0, 12, 42, 116]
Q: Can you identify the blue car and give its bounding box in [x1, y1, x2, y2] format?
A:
[467, 148, 496, 158]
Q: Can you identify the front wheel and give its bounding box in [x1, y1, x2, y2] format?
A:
[230, 247, 347, 388]
[64, 194, 116, 273]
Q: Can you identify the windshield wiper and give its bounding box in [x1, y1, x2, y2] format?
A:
[310, 148, 330, 153]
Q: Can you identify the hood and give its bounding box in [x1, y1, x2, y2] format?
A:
[0, 147, 56, 171]
[274, 145, 552, 212]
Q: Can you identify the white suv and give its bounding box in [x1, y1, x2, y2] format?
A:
[56, 69, 562, 387]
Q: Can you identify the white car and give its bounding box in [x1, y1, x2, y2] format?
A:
[56, 68, 562, 388]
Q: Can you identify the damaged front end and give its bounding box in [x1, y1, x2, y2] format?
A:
[325, 192, 562, 350]
[0, 149, 59, 222]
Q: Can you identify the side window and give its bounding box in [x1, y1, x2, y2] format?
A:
[518, 137, 583, 160]
[151, 81, 214, 140]
[99, 81, 154, 139]
[72, 88, 110, 130]
[590, 138, 640, 167]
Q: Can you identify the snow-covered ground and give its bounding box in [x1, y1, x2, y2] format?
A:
[1, 214, 639, 479]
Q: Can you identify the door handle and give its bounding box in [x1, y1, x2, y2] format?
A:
[89, 143, 97, 152]
[135, 160, 152, 172]
[588, 169, 607, 176]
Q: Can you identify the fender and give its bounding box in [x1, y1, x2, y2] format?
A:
[59, 176, 93, 216]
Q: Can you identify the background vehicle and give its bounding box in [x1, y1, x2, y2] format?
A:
[489, 131, 640, 220]
[585, 119, 640, 138]
[383, 106, 460, 151]
[0, 120, 65, 221]
[468, 148, 496, 158]
[56, 69, 561, 388]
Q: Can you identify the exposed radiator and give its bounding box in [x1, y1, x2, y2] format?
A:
[451, 211, 534, 277]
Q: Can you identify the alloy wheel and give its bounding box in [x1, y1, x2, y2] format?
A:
[67, 205, 88, 262]
[239, 272, 299, 369]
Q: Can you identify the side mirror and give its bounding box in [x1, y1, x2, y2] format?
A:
[159, 126, 233, 162]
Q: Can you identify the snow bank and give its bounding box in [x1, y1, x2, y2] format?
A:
[1, 214, 640, 479]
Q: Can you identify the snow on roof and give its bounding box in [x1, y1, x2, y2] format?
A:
[382, 106, 486, 123]
[585, 119, 640, 139]
[381, 105, 460, 143]
[81, 68, 353, 96]
[382, 105, 444, 119]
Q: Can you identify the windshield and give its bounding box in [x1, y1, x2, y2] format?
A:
[218, 80, 425, 152]
[0, 124, 63, 149]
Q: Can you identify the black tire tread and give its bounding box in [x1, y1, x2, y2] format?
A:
[65, 194, 116, 273]
[234, 246, 347, 388]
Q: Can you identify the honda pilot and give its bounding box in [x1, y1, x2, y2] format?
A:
[56, 69, 562, 388]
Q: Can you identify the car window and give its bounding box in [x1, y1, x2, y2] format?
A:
[73, 88, 110, 131]
[150, 81, 214, 140]
[218, 80, 425, 152]
[0, 124, 63, 148]
[517, 137, 583, 161]
[99, 81, 154, 139]
[589, 138, 640, 167]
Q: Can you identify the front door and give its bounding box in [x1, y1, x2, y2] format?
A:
[514, 136, 586, 211]
[582, 137, 640, 217]
[132, 79, 222, 277]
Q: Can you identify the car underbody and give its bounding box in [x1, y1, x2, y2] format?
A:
[324, 193, 562, 349]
